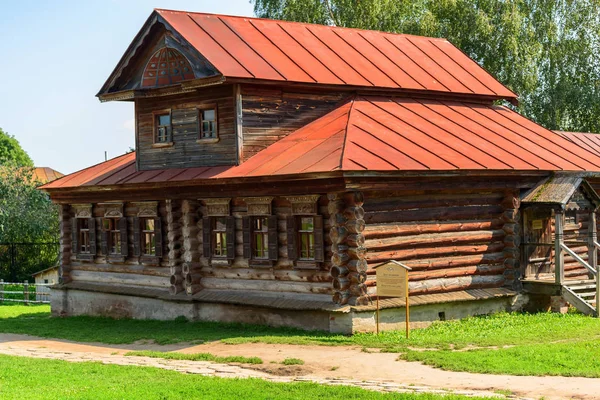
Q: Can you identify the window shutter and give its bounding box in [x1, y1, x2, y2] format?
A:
[72, 218, 78, 255]
[133, 217, 141, 257]
[101, 222, 109, 256]
[88, 218, 97, 255]
[313, 215, 324, 262]
[154, 217, 163, 257]
[242, 216, 251, 259]
[268, 215, 279, 261]
[286, 216, 297, 261]
[226, 216, 236, 260]
[119, 217, 128, 256]
[202, 217, 211, 258]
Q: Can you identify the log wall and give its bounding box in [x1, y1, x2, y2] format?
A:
[67, 202, 170, 290]
[362, 188, 516, 296]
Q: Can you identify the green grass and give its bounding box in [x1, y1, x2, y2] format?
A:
[4, 305, 600, 378]
[0, 354, 482, 400]
[125, 350, 263, 364]
[401, 340, 600, 378]
[281, 358, 304, 365]
[4, 305, 600, 350]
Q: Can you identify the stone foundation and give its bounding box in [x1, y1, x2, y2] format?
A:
[51, 285, 524, 334]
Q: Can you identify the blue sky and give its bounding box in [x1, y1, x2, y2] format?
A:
[0, 0, 254, 174]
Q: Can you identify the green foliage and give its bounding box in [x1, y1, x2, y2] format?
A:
[0, 164, 59, 243]
[0, 128, 32, 167]
[252, 0, 600, 133]
[0, 355, 481, 400]
[125, 350, 264, 364]
[281, 357, 305, 365]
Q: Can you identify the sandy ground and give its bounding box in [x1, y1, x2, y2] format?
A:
[0, 333, 598, 399]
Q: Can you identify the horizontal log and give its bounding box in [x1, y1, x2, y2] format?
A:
[364, 193, 504, 213]
[352, 295, 370, 306]
[201, 277, 332, 295]
[364, 219, 503, 239]
[185, 273, 202, 285]
[350, 283, 367, 296]
[346, 220, 365, 233]
[348, 246, 367, 259]
[409, 264, 505, 281]
[169, 283, 184, 295]
[408, 275, 505, 295]
[200, 268, 332, 283]
[169, 266, 182, 276]
[367, 242, 505, 263]
[332, 277, 350, 291]
[333, 290, 351, 305]
[365, 230, 504, 251]
[170, 275, 183, 285]
[365, 205, 504, 224]
[71, 263, 169, 277]
[349, 272, 367, 284]
[343, 206, 365, 220]
[185, 283, 202, 295]
[347, 259, 368, 273]
[330, 226, 348, 244]
[367, 252, 505, 272]
[70, 270, 168, 288]
[331, 266, 349, 278]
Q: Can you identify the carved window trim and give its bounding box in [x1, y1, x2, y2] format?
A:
[133, 202, 158, 218]
[71, 204, 95, 261]
[99, 203, 123, 218]
[72, 204, 92, 219]
[242, 197, 277, 267]
[284, 195, 320, 215]
[200, 198, 231, 217]
[243, 197, 274, 216]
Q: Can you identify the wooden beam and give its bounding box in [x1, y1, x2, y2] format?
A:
[555, 210, 564, 285]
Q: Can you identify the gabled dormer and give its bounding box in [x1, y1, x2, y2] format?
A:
[97, 9, 520, 172]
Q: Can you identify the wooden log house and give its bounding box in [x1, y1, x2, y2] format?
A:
[41, 9, 600, 332]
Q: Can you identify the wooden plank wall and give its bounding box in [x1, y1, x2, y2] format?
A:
[136, 85, 236, 170]
[362, 188, 519, 296]
[240, 85, 345, 161]
[68, 203, 170, 289]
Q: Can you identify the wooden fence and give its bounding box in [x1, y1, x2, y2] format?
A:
[0, 280, 52, 304]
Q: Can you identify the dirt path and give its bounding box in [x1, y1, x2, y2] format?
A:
[1, 333, 598, 399]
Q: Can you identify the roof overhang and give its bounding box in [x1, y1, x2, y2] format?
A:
[521, 172, 600, 210]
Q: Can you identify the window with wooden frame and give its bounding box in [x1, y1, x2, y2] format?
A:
[242, 216, 278, 265]
[212, 217, 227, 257]
[132, 202, 162, 262]
[153, 110, 172, 146]
[201, 199, 235, 263]
[197, 106, 218, 141]
[101, 217, 128, 261]
[285, 195, 324, 268]
[71, 204, 96, 261]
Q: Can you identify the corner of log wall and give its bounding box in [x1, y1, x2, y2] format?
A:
[501, 191, 521, 290]
[329, 191, 368, 306]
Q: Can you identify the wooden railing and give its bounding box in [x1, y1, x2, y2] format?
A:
[560, 243, 597, 275]
[0, 280, 52, 305]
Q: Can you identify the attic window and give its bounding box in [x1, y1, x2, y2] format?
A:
[198, 106, 218, 142]
[153, 111, 172, 146]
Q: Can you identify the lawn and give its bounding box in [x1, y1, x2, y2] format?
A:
[3, 305, 600, 377]
[0, 354, 482, 400]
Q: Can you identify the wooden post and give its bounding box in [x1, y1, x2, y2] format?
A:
[592, 210, 600, 317]
[23, 281, 29, 306]
[555, 210, 564, 285]
[376, 296, 380, 335]
[405, 271, 410, 339]
[0, 279, 3, 303]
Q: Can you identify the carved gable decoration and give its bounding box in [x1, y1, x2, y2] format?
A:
[566, 188, 595, 211]
[134, 202, 158, 217]
[243, 197, 274, 216]
[99, 203, 124, 218]
[141, 47, 196, 88]
[72, 204, 92, 219]
[201, 198, 231, 216]
[285, 195, 321, 215]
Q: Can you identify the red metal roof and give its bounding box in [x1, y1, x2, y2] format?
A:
[33, 167, 64, 184]
[42, 97, 600, 191]
[555, 131, 600, 158]
[155, 9, 516, 100]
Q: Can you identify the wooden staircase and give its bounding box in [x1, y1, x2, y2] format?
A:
[562, 280, 598, 316]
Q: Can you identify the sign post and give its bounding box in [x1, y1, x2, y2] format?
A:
[373, 261, 411, 338]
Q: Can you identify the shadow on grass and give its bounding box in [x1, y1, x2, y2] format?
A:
[0, 308, 355, 346]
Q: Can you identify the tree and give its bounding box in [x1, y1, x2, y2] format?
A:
[0, 128, 33, 167]
[253, 0, 600, 133]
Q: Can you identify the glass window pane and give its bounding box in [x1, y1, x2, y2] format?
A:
[203, 109, 215, 121]
[215, 217, 227, 231]
[158, 115, 170, 126]
[301, 217, 314, 231]
[145, 219, 154, 231]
